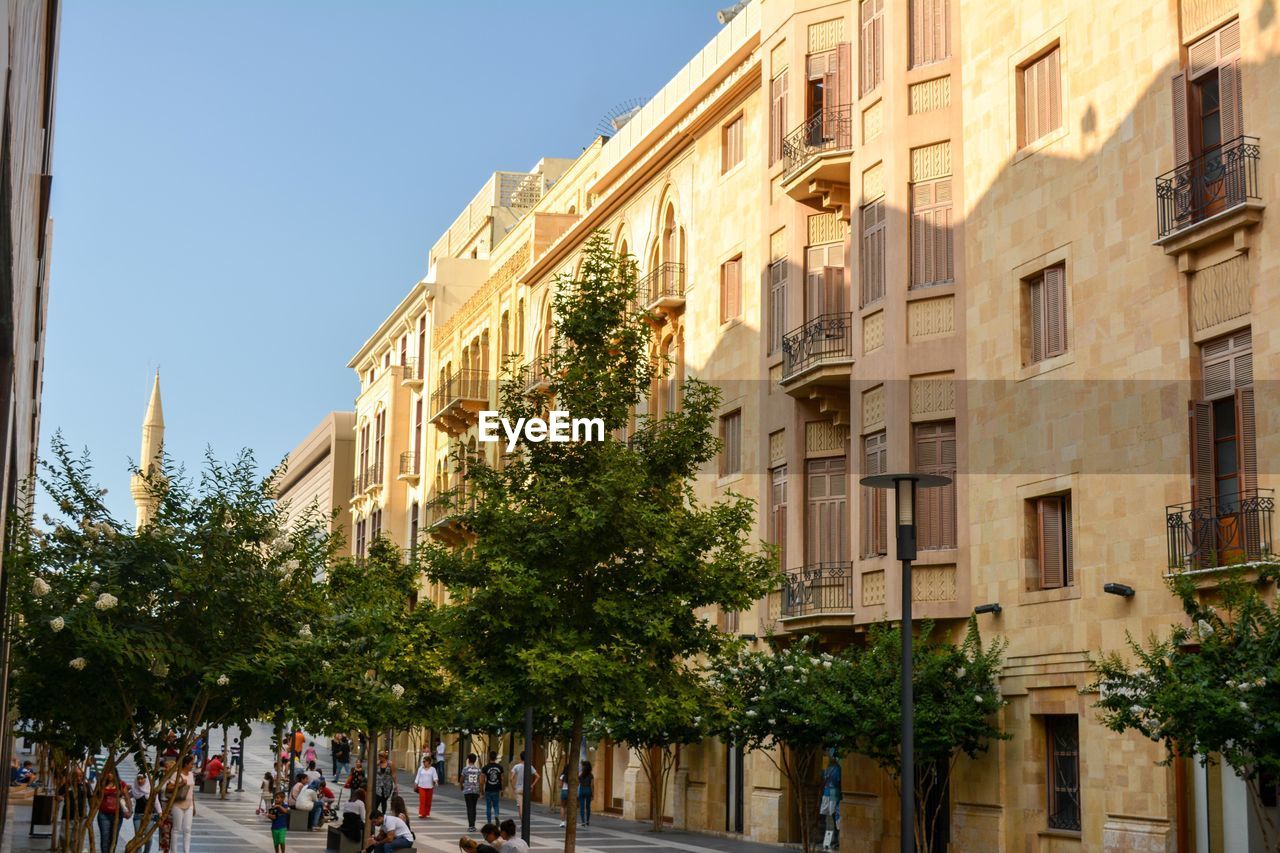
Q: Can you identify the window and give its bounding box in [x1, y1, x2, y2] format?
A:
[769, 70, 788, 164]
[358, 424, 370, 486]
[768, 258, 787, 354]
[722, 609, 740, 633]
[383, 352, 391, 369]
[1193, 331, 1255, 518]
[806, 46, 852, 145]
[1026, 264, 1067, 363]
[1019, 46, 1062, 147]
[860, 198, 885, 306]
[413, 399, 424, 474]
[807, 456, 849, 564]
[769, 464, 788, 570]
[910, 0, 951, 67]
[805, 243, 845, 319]
[1172, 20, 1242, 165]
[370, 508, 382, 540]
[1045, 716, 1081, 832]
[1032, 494, 1073, 589]
[914, 421, 956, 550]
[374, 411, 386, 483]
[861, 431, 887, 558]
[417, 316, 426, 379]
[721, 115, 744, 174]
[719, 410, 742, 477]
[409, 502, 419, 560]
[860, 0, 883, 96]
[910, 178, 953, 289]
[399, 335, 408, 367]
[720, 256, 742, 323]
[355, 519, 367, 559]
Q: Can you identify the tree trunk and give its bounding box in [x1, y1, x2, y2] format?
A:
[563, 715, 583, 853]
[783, 745, 818, 853]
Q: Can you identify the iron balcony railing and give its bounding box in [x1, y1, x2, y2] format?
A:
[399, 451, 419, 477]
[400, 358, 422, 384]
[523, 358, 550, 393]
[781, 104, 854, 182]
[1166, 488, 1274, 572]
[781, 562, 856, 619]
[365, 462, 382, 490]
[430, 368, 488, 419]
[638, 262, 686, 308]
[1156, 135, 1260, 239]
[781, 312, 853, 380]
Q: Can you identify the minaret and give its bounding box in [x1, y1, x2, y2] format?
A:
[130, 371, 165, 528]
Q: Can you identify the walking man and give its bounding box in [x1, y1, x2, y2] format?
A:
[480, 751, 503, 825]
[510, 752, 538, 823]
[459, 752, 482, 832]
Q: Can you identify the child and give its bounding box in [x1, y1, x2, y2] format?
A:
[267, 791, 290, 853]
[257, 772, 274, 815]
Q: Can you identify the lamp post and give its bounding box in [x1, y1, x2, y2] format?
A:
[860, 472, 951, 853]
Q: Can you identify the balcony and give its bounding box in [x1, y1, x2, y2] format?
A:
[1166, 488, 1275, 574]
[639, 263, 686, 315]
[353, 462, 382, 495]
[424, 491, 469, 545]
[400, 358, 423, 390]
[1156, 136, 1262, 246]
[429, 369, 489, 436]
[779, 312, 854, 399]
[780, 105, 853, 213]
[398, 451, 420, 484]
[779, 563, 856, 630]
[523, 359, 551, 395]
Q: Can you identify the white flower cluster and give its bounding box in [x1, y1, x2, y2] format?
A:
[69, 657, 86, 671]
[391, 684, 405, 698]
[152, 662, 169, 678]
[216, 674, 230, 686]
[31, 578, 50, 597]
[1227, 677, 1268, 691]
[94, 593, 118, 611]
[49, 616, 64, 633]
[298, 624, 312, 638]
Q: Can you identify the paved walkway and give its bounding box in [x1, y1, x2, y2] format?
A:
[4, 724, 791, 853]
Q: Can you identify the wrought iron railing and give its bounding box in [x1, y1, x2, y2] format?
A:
[1166, 488, 1274, 572]
[400, 358, 421, 383]
[399, 451, 418, 477]
[781, 105, 854, 181]
[365, 462, 382, 490]
[781, 312, 853, 379]
[1156, 135, 1260, 239]
[780, 562, 856, 619]
[430, 369, 488, 418]
[639, 262, 686, 307]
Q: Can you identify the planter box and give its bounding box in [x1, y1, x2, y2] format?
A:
[288, 806, 311, 832]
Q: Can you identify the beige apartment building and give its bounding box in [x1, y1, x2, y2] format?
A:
[342, 0, 1279, 848]
[275, 411, 357, 551]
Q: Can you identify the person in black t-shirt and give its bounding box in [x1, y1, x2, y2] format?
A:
[479, 751, 504, 825]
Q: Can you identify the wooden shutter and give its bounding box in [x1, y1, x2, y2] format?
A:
[911, 179, 953, 289]
[1236, 387, 1257, 494]
[1202, 330, 1252, 399]
[823, 266, 845, 316]
[860, 0, 883, 96]
[770, 72, 787, 164]
[1171, 71, 1191, 167]
[770, 466, 788, 570]
[836, 42, 852, 114]
[911, 0, 950, 68]
[721, 258, 741, 322]
[1220, 59, 1243, 143]
[769, 259, 787, 354]
[1189, 400, 1214, 509]
[1063, 497, 1074, 586]
[862, 432, 887, 557]
[822, 53, 839, 138]
[1043, 265, 1067, 358]
[1037, 497, 1065, 589]
[915, 422, 956, 550]
[807, 457, 849, 565]
[1030, 275, 1045, 363]
[861, 199, 885, 306]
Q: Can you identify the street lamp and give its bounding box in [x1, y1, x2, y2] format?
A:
[860, 472, 951, 853]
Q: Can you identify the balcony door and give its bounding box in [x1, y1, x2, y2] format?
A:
[805, 244, 846, 320]
[806, 457, 848, 566]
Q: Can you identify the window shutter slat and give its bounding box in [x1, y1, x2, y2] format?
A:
[1038, 497, 1064, 589]
[823, 266, 845, 315]
[1063, 497, 1074, 586]
[1237, 387, 1258, 494]
[1190, 401, 1215, 509]
[1171, 72, 1190, 166]
[836, 42, 853, 111]
[1043, 266, 1066, 357]
[1219, 59, 1243, 143]
[1047, 48, 1062, 135]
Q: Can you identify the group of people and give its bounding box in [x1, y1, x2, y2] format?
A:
[78, 753, 199, 853]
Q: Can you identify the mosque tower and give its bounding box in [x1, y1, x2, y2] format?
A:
[129, 371, 165, 528]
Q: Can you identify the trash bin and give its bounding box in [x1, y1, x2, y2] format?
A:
[29, 791, 55, 837]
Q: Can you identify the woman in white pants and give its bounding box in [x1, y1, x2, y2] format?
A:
[169, 754, 197, 853]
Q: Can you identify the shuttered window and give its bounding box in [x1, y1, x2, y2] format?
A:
[1020, 46, 1062, 147]
[770, 70, 788, 165]
[355, 519, 367, 559]
[1027, 265, 1068, 363]
[1175, 20, 1243, 163]
[1046, 716, 1081, 832]
[860, 0, 883, 96]
[861, 198, 885, 306]
[722, 115, 745, 174]
[374, 411, 386, 482]
[910, 0, 951, 68]
[862, 432, 888, 558]
[720, 410, 742, 477]
[414, 399, 424, 474]
[1034, 494, 1073, 589]
[910, 178, 954, 289]
[1192, 330, 1256, 517]
[1201, 329, 1251, 399]
[721, 256, 742, 323]
[770, 465, 788, 570]
[768, 258, 787, 355]
[806, 457, 849, 564]
[805, 243, 846, 318]
[915, 421, 956, 550]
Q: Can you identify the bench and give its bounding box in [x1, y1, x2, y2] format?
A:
[325, 825, 364, 853]
[199, 778, 219, 795]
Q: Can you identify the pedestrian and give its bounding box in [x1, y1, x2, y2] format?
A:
[459, 752, 482, 831]
[266, 791, 290, 853]
[480, 751, 503, 825]
[365, 811, 414, 853]
[819, 752, 842, 852]
[499, 818, 531, 853]
[332, 734, 350, 780]
[305, 760, 322, 785]
[230, 737, 242, 771]
[373, 754, 395, 816]
[577, 760, 594, 827]
[96, 767, 130, 853]
[156, 759, 175, 853]
[133, 772, 156, 853]
[256, 772, 274, 815]
[509, 752, 538, 822]
[413, 755, 438, 819]
[292, 729, 306, 760]
[434, 738, 446, 781]
[558, 764, 570, 827]
[305, 741, 319, 766]
[346, 759, 367, 795]
[168, 754, 197, 853]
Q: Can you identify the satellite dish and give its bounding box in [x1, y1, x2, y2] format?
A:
[596, 98, 647, 139]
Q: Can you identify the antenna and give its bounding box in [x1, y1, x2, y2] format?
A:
[595, 98, 647, 139]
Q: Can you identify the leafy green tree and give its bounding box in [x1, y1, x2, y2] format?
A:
[713, 637, 861, 853]
[850, 618, 1007, 853]
[423, 231, 778, 852]
[1092, 567, 1280, 851]
[7, 437, 333, 852]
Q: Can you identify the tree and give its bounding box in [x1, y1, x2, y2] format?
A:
[1092, 567, 1280, 851]
[850, 618, 1008, 853]
[7, 437, 333, 852]
[422, 231, 779, 852]
[713, 637, 861, 853]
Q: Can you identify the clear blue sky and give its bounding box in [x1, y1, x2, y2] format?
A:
[44, 0, 727, 520]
